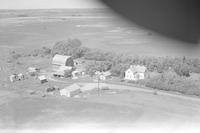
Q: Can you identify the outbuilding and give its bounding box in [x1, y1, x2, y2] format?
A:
[60, 84, 81, 97]
[38, 75, 48, 84]
[17, 73, 25, 80]
[27, 67, 40, 76]
[52, 65, 73, 77]
[9, 74, 17, 82]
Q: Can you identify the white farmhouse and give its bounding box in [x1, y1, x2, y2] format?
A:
[124, 65, 146, 81]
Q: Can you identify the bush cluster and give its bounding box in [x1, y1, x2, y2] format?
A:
[145, 71, 200, 96]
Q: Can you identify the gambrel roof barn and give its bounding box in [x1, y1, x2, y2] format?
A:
[52, 54, 74, 66]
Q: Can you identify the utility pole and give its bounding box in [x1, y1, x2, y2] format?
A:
[97, 75, 100, 96]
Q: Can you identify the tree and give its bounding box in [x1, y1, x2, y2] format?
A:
[174, 63, 190, 77]
[51, 38, 82, 56]
[72, 47, 90, 59]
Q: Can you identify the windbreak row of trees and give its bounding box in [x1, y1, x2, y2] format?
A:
[50, 38, 200, 77]
[18, 38, 199, 78]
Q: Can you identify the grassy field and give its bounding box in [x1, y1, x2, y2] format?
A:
[1, 85, 200, 130]
[0, 9, 199, 57]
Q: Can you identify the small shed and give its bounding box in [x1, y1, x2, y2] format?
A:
[72, 68, 85, 79]
[95, 71, 111, 80]
[38, 75, 48, 84]
[52, 54, 74, 66]
[60, 84, 81, 97]
[9, 74, 17, 82]
[27, 67, 40, 76]
[100, 71, 111, 80]
[17, 73, 24, 80]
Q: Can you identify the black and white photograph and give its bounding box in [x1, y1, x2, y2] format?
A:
[0, 0, 200, 133]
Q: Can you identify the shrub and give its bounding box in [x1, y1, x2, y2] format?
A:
[84, 61, 112, 76]
[145, 71, 200, 96]
[174, 63, 190, 77]
[30, 47, 51, 57]
[72, 47, 90, 59]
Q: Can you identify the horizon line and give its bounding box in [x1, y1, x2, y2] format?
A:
[0, 7, 108, 10]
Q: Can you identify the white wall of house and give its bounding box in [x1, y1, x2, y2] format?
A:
[125, 69, 135, 80]
[125, 69, 145, 81]
[135, 73, 145, 80]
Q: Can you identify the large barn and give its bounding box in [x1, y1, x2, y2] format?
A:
[52, 54, 74, 66]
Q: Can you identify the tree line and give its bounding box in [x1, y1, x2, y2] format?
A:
[51, 38, 200, 77]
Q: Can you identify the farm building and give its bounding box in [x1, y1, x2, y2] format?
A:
[52, 65, 73, 77]
[9, 74, 17, 82]
[100, 71, 111, 80]
[95, 71, 111, 80]
[72, 68, 85, 79]
[60, 84, 81, 97]
[124, 65, 147, 81]
[27, 67, 40, 76]
[38, 75, 48, 84]
[52, 54, 74, 66]
[74, 58, 85, 67]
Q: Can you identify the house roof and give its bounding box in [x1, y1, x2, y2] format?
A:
[128, 65, 146, 73]
[52, 54, 72, 66]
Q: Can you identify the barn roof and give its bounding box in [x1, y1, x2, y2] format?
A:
[52, 54, 72, 66]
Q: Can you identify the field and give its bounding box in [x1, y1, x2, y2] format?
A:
[1, 9, 200, 132]
[0, 9, 199, 57]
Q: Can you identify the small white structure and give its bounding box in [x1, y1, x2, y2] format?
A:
[52, 54, 74, 66]
[27, 67, 40, 76]
[72, 68, 85, 79]
[124, 65, 146, 81]
[17, 73, 24, 80]
[9, 74, 17, 82]
[95, 71, 111, 80]
[101, 71, 111, 80]
[60, 84, 81, 97]
[38, 75, 48, 84]
[73, 58, 85, 67]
